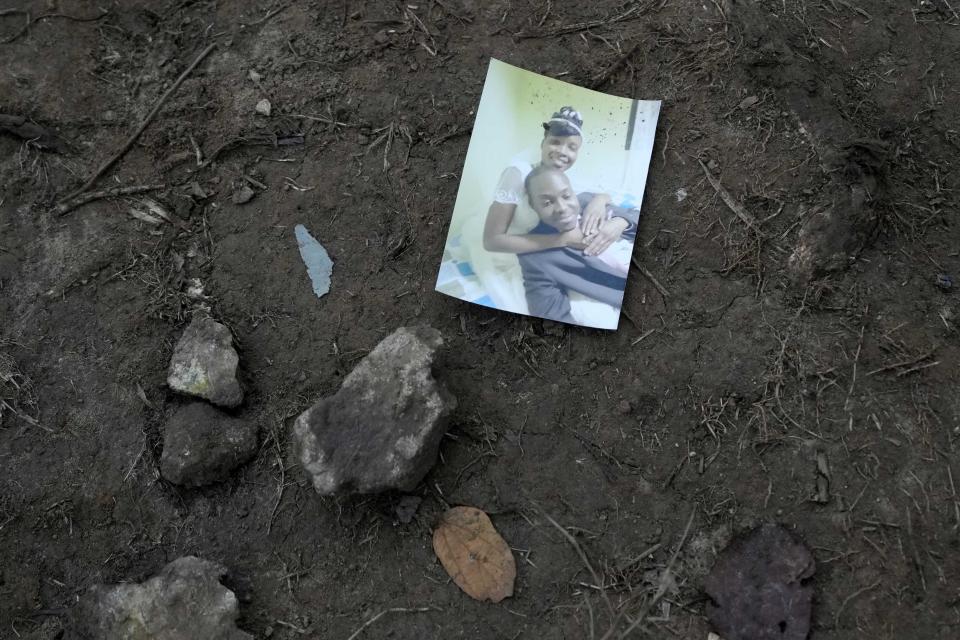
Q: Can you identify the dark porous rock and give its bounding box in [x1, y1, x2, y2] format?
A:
[292, 326, 455, 495]
[168, 317, 243, 408]
[705, 523, 815, 640]
[161, 403, 257, 487]
[69, 556, 252, 640]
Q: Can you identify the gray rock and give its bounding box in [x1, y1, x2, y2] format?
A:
[231, 184, 255, 205]
[70, 556, 252, 640]
[161, 403, 258, 487]
[168, 317, 243, 407]
[292, 326, 455, 495]
[705, 524, 815, 640]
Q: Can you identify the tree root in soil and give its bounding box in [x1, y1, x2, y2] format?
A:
[59, 43, 217, 204]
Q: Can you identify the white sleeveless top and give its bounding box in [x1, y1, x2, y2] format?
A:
[491, 159, 541, 234]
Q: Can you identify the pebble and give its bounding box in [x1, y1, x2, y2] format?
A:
[255, 98, 272, 116]
[232, 184, 256, 205]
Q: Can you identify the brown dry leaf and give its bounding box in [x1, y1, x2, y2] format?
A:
[432, 506, 516, 603]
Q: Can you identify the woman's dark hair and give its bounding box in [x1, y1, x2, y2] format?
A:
[542, 106, 583, 138]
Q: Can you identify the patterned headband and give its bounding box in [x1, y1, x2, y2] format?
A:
[546, 117, 583, 136]
[543, 106, 584, 137]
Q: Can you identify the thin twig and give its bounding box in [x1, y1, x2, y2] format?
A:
[537, 504, 616, 620]
[866, 349, 936, 376]
[60, 43, 217, 202]
[2, 9, 109, 44]
[344, 607, 432, 640]
[845, 316, 866, 408]
[55, 184, 165, 216]
[518, 2, 648, 38]
[631, 328, 656, 346]
[631, 257, 670, 298]
[834, 580, 880, 628]
[122, 441, 146, 482]
[290, 113, 359, 128]
[939, 0, 960, 23]
[1, 399, 53, 432]
[591, 42, 641, 87]
[945, 462, 960, 533]
[699, 159, 762, 233]
[896, 360, 939, 377]
[239, 4, 290, 27]
[611, 508, 696, 640]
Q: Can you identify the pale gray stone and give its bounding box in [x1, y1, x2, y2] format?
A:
[232, 184, 255, 205]
[70, 556, 252, 640]
[168, 317, 243, 408]
[292, 326, 455, 495]
[161, 403, 258, 487]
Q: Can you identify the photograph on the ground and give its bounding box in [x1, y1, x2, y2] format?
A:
[435, 59, 660, 330]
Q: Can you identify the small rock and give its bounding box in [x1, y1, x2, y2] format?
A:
[292, 326, 456, 495]
[675, 188, 688, 202]
[738, 95, 759, 110]
[168, 317, 243, 408]
[705, 524, 814, 640]
[255, 99, 272, 116]
[617, 400, 633, 415]
[71, 556, 252, 640]
[188, 181, 209, 199]
[395, 495, 422, 524]
[248, 69, 262, 82]
[232, 184, 256, 205]
[707, 158, 719, 172]
[936, 273, 952, 291]
[185, 278, 206, 300]
[161, 403, 258, 487]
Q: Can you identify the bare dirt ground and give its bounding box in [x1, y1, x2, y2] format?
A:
[2, 1, 959, 638]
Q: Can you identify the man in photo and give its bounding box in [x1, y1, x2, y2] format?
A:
[518, 165, 639, 324]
